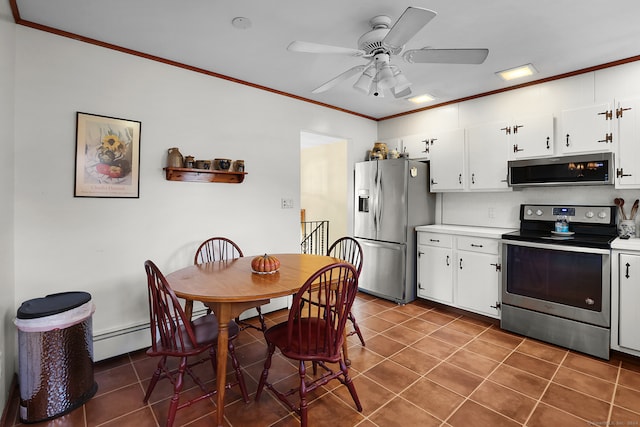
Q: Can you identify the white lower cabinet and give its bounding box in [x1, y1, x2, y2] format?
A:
[417, 230, 502, 319]
[612, 249, 640, 356]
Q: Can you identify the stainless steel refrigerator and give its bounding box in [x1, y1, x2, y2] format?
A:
[354, 159, 435, 304]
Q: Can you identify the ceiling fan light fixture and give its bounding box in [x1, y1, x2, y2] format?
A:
[353, 71, 374, 94]
[377, 64, 397, 89]
[393, 72, 412, 92]
[496, 63, 537, 81]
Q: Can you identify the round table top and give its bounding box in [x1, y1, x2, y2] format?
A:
[166, 253, 340, 303]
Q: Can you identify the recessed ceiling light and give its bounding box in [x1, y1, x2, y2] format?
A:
[408, 93, 435, 104]
[496, 63, 537, 81]
[231, 17, 252, 29]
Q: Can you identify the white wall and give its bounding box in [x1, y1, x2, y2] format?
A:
[378, 62, 640, 229]
[11, 26, 377, 363]
[0, 1, 16, 410]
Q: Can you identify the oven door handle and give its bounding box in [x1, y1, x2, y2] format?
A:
[500, 239, 609, 255]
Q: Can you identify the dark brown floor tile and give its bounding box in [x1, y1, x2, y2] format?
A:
[541, 383, 610, 422]
[395, 302, 431, 317]
[619, 367, 640, 392]
[465, 338, 513, 362]
[390, 347, 441, 375]
[150, 387, 217, 427]
[419, 310, 457, 326]
[342, 346, 385, 375]
[620, 357, 640, 374]
[448, 400, 520, 427]
[401, 377, 465, 420]
[401, 317, 442, 335]
[226, 391, 292, 426]
[375, 308, 412, 325]
[98, 406, 159, 427]
[426, 362, 484, 396]
[358, 316, 395, 334]
[562, 352, 619, 382]
[470, 380, 536, 424]
[446, 318, 490, 336]
[503, 351, 559, 380]
[488, 364, 549, 399]
[85, 383, 148, 426]
[362, 359, 420, 394]
[552, 366, 615, 402]
[381, 324, 426, 346]
[516, 339, 568, 364]
[331, 375, 394, 417]
[301, 391, 365, 427]
[369, 397, 441, 427]
[94, 353, 133, 373]
[610, 405, 640, 425]
[94, 363, 139, 396]
[614, 384, 640, 414]
[448, 349, 499, 377]
[479, 328, 524, 350]
[412, 336, 458, 360]
[431, 327, 475, 347]
[526, 402, 589, 427]
[363, 334, 407, 358]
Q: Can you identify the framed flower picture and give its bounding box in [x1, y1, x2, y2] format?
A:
[74, 112, 141, 198]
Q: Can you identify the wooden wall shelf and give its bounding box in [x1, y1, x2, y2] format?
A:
[163, 167, 246, 184]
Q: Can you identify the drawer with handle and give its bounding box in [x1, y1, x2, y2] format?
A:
[417, 232, 453, 248]
[456, 236, 498, 254]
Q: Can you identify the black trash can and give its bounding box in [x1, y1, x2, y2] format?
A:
[15, 291, 98, 423]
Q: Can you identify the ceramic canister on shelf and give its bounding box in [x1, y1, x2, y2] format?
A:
[232, 160, 244, 172]
[167, 147, 184, 168]
[184, 155, 195, 168]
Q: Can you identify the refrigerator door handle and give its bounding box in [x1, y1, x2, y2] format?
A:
[373, 164, 380, 232]
[377, 174, 384, 231]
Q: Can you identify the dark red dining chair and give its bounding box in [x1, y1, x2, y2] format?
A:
[255, 262, 362, 427]
[143, 260, 249, 427]
[192, 237, 266, 331]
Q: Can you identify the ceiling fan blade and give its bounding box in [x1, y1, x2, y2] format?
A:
[404, 48, 489, 64]
[383, 7, 437, 51]
[311, 65, 367, 93]
[287, 41, 365, 57]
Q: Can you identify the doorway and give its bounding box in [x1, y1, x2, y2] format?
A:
[300, 131, 348, 249]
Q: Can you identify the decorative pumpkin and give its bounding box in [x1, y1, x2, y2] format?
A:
[251, 254, 280, 273]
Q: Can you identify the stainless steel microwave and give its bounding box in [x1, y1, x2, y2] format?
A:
[508, 152, 614, 187]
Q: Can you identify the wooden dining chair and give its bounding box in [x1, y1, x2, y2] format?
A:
[143, 260, 249, 427]
[255, 262, 362, 427]
[192, 236, 266, 331]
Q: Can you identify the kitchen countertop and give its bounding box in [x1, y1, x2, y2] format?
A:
[611, 236, 640, 250]
[415, 224, 518, 239]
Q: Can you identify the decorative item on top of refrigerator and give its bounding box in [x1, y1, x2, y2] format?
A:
[354, 159, 435, 304]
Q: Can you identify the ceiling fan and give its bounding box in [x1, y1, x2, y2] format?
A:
[287, 6, 489, 98]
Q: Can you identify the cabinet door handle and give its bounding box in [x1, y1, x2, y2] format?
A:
[471, 173, 475, 184]
[459, 258, 463, 270]
[470, 243, 483, 248]
[513, 144, 523, 153]
[617, 168, 632, 178]
[459, 173, 462, 184]
[566, 134, 570, 147]
[598, 110, 613, 120]
[429, 238, 440, 242]
[422, 139, 430, 154]
[546, 136, 550, 149]
[617, 107, 632, 118]
[626, 262, 631, 279]
[500, 126, 511, 134]
[431, 178, 438, 185]
[446, 255, 450, 266]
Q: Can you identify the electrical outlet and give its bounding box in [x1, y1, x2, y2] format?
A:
[281, 198, 294, 209]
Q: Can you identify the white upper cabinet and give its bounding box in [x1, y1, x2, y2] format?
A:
[466, 121, 510, 191]
[427, 128, 465, 192]
[508, 113, 555, 159]
[561, 103, 613, 154]
[615, 97, 640, 188]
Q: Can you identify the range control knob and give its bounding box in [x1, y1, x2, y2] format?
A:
[585, 211, 594, 218]
[536, 209, 544, 216]
[526, 209, 533, 216]
[598, 211, 608, 219]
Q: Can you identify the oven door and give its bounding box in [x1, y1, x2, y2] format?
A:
[501, 239, 610, 327]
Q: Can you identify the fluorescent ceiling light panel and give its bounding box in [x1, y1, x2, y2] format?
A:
[408, 94, 435, 104]
[496, 63, 537, 81]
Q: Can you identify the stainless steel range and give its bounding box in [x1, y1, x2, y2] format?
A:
[501, 204, 618, 360]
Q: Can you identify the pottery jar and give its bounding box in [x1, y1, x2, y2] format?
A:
[167, 147, 184, 168]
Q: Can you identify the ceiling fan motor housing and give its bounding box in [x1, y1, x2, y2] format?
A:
[357, 15, 402, 55]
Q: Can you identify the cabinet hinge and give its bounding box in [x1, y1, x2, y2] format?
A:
[617, 107, 632, 119]
[500, 126, 511, 135]
[513, 124, 524, 134]
[598, 133, 613, 143]
[490, 263, 501, 272]
[617, 168, 632, 179]
[598, 110, 613, 120]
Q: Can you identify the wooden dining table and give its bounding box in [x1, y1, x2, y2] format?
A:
[165, 253, 341, 427]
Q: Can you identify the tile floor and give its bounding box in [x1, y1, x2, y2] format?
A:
[4, 293, 640, 427]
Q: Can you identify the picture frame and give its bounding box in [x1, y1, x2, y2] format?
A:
[74, 112, 141, 198]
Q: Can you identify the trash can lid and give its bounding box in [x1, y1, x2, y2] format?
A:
[17, 291, 92, 319]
